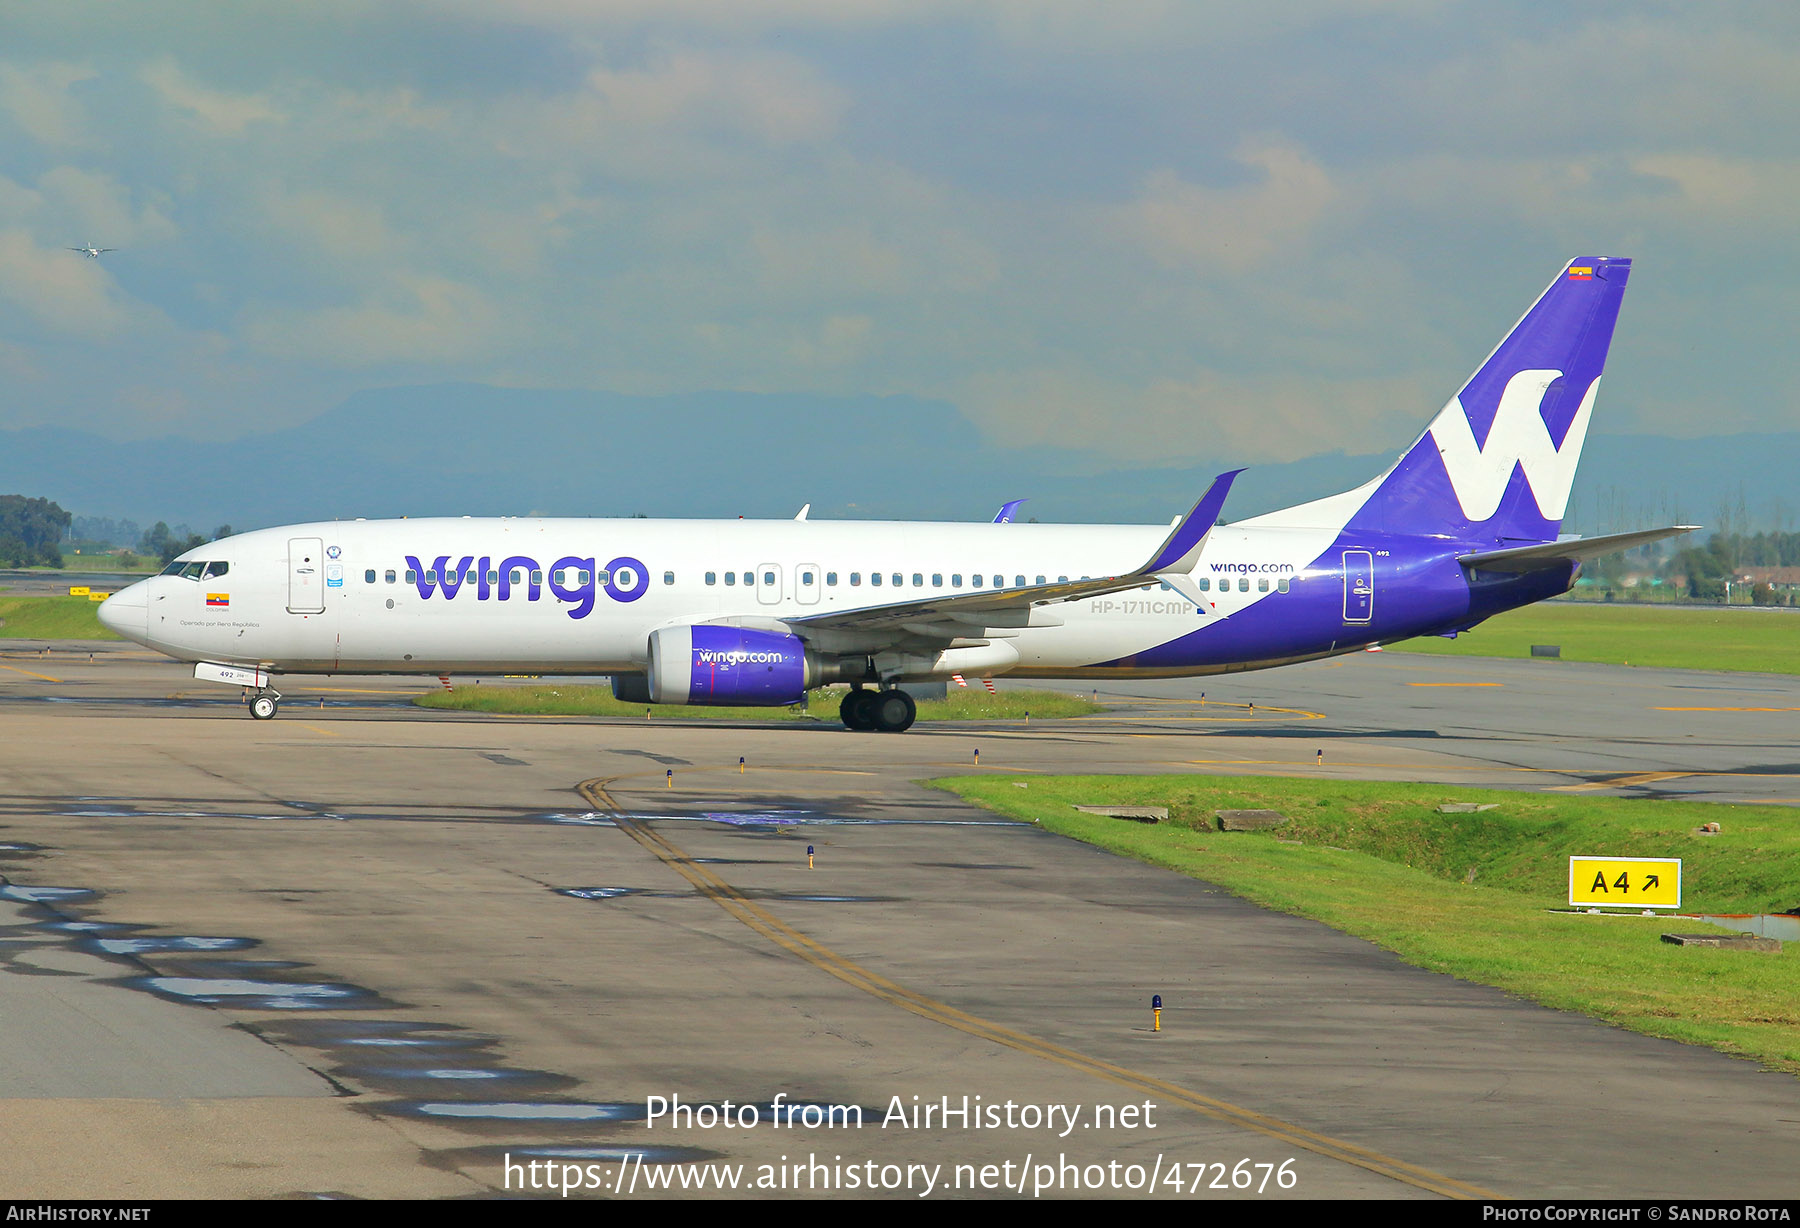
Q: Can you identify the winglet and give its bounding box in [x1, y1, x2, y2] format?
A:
[1142, 469, 1243, 574]
[993, 499, 1027, 524]
[795, 504, 810, 521]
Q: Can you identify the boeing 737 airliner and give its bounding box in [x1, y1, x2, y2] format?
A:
[99, 257, 1691, 731]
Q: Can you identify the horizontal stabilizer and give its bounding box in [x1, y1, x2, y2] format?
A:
[1458, 525, 1698, 573]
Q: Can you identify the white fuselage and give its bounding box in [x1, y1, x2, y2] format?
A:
[100, 516, 1350, 679]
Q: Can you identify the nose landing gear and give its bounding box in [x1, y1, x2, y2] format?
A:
[248, 688, 282, 720]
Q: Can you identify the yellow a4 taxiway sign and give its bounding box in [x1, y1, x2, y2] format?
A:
[1569, 857, 1681, 909]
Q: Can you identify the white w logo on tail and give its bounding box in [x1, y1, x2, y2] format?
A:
[1427, 369, 1598, 523]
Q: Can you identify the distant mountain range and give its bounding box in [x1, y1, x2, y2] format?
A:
[5, 383, 1783, 535]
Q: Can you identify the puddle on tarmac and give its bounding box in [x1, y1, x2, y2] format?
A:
[90, 936, 256, 955]
[555, 887, 641, 901]
[128, 976, 379, 1010]
[398, 1101, 645, 1123]
[437, 1144, 719, 1167]
[542, 810, 1025, 830]
[0, 884, 97, 904]
[37, 920, 138, 935]
[554, 884, 889, 904]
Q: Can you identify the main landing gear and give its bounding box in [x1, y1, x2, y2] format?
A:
[838, 686, 916, 733]
[247, 688, 282, 720]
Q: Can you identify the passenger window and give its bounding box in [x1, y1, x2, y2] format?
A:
[912, 573, 924, 587]
[1277, 577, 1290, 593]
[802, 571, 814, 585]
[485, 570, 497, 584]
[951, 574, 961, 588]
[849, 572, 860, 586]
[426, 570, 440, 584]
[385, 570, 396, 584]
[825, 572, 837, 586]
[405, 569, 418, 583]
[1258, 578, 1269, 592]
[725, 572, 736, 586]
[1198, 578, 1211, 592]
[1238, 577, 1249, 592]
[509, 569, 522, 584]
[1035, 575, 1045, 586]
[596, 571, 610, 586]
[871, 573, 882, 586]
[203, 561, 229, 579]
[364, 569, 376, 584]
[932, 573, 943, 587]
[664, 571, 675, 585]
[995, 575, 1004, 588]
[706, 572, 717, 585]
[763, 571, 775, 586]
[1158, 580, 1170, 591]
[579, 571, 591, 585]
[892, 573, 902, 587]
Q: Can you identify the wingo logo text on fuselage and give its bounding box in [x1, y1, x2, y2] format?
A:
[403, 554, 648, 619]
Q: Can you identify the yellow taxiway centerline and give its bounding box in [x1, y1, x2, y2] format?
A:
[578, 775, 1502, 1200]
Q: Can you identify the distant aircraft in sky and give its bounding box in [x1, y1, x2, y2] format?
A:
[100, 257, 1693, 731]
[68, 246, 116, 259]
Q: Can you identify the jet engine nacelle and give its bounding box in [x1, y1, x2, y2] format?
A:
[646, 625, 862, 706]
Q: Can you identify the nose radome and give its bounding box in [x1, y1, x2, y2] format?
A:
[96, 580, 148, 640]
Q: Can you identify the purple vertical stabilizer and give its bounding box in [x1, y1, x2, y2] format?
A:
[1346, 257, 1630, 547]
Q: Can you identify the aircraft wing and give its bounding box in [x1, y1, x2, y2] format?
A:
[1457, 525, 1698, 573]
[787, 470, 1241, 642]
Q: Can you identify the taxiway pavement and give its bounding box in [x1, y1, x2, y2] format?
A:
[0, 643, 1794, 1199]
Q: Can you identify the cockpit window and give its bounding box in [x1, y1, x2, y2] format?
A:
[202, 561, 229, 579]
[179, 562, 205, 580]
[160, 560, 186, 576]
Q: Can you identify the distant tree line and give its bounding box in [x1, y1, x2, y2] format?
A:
[72, 515, 142, 548]
[136, 522, 233, 566]
[1671, 531, 1800, 603]
[59, 510, 239, 568]
[0, 495, 71, 567]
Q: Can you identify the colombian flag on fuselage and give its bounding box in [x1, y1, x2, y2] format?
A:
[207, 593, 229, 607]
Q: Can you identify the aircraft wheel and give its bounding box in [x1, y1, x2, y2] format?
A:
[249, 693, 279, 720]
[871, 688, 916, 733]
[845, 689, 881, 731]
[839, 689, 870, 730]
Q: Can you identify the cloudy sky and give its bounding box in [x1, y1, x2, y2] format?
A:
[2, 1, 1796, 470]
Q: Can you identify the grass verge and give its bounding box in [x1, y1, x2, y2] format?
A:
[416, 684, 1103, 722]
[935, 773, 1800, 1073]
[1389, 602, 1800, 674]
[0, 595, 118, 639]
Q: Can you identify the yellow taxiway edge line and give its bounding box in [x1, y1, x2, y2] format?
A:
[578, 776, 1502, 1201]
